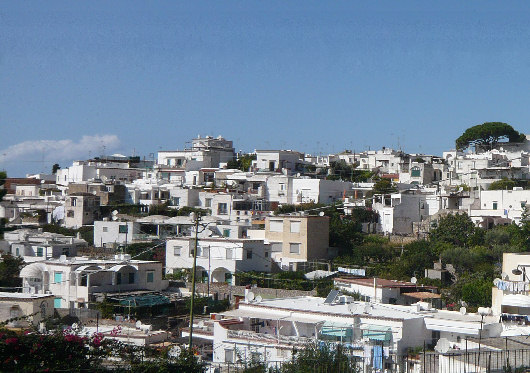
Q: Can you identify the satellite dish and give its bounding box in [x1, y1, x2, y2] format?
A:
[348, 303, 357, 314]
[493, 278, 500, 286]
[136, 320, 142, 328]
[112, 210, 119, 216]
[255, 295, 263, 303]
[198, 320, 205, 328]
[246, 292, 255, 302]
[319, 212, 325, 216]
[459, 307, 467, 315]
[72, 323, 79, 330]
[501, 272, 509, 280]
[410, 277, 417, 284]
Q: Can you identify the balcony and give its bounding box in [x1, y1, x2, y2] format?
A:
[227, 329, 314, 346]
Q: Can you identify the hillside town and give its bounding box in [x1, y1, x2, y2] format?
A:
[1, 123, 530, 372]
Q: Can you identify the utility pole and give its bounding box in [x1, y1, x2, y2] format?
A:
[207, 245, 211, 299]
[188, 213, 200, 350]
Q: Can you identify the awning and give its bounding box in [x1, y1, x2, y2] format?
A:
[502, 294, 530, 308]
[321, 321, 354, 338]
[361, 325, 392, 341]
[74, 265, 103, 273]
[222, 309, 288, 321]
[115, 294, 170, 307]
[20, 263, 47, 278]
[108, 264, 138, 272]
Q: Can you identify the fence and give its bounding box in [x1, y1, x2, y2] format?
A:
[205, 349, 530, 373]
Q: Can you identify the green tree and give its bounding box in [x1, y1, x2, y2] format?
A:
[430, 213, 483, 247]
[281, 342, 357, 373]
[0, 254, 24, 288]
[455, 122, 525, 151]
[372, 178, 396, 195]
[52, 163, 61, 174]
[488, 178, 517, 190]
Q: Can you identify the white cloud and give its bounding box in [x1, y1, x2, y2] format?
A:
[0, 135, 121, 163]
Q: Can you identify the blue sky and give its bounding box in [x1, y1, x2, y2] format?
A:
[1, 1, 530, 176]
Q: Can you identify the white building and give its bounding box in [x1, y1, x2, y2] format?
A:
[0, 292, 55, 327]
[253, 150, 305, 174]
[205, 295, 502, 368]
[165, 237, 271, 284]
[334, 277, 440, 307]
[372, 190, 431, 235]
[469, 188, 529, 227]
[157, 135, 235, 171]
[4, 228, 87, 263]
[56, 156, 148, 186]
[265, 175, 352, 205]
[19, 255, 168, 309]
[93, 221, 141, 248]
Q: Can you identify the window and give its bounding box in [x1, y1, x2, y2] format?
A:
[246, 250, 253, 259]
[270, 220, 283, 232]
[223, 229, 230, 237]
[411, 167, 421, 177]
[15, 247, 19, 256]
[71, 197, 77, 207]
[80, 274, 87, 286]
[37, 247, 44, 257]
[271, 243, 282, 252]
[102, 227, 108, 233]
[226, 248, 234, 259]
[493, 201, 498, 210]
[119, 225, 128, 234]
[218, 203, 228, 215]
[290, 221, 301, 233]
[146, 271, 154, 283]
[205, 198, 212, 208]
[128, 272, 135, 284]
[54, 272, 63, 284]
[62, 248, 69, 256]
[225, 349, 234, 363]
[54, 298, 62, 309]
[522, 201, 527, 209]
[116, 273, 122, 285]
[172, 197, 180, 206]
[67, 210, 74, 218]
[173, 247, 181, 256]
[289, 243, 300, 254]
[265, 251, 269, 258]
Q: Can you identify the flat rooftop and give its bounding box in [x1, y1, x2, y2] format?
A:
[0, 292, 54, 300]
[234, 296, 425, 321]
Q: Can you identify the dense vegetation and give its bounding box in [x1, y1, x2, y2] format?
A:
[327, 160, 373, 182]
[41, 224, 95, 245]
[455, 122, 525, 151]
[226, 153, 257, 172]
[332, 210, 530, 310]
[0, 327, 206, 372]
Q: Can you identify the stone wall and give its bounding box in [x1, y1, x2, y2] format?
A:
[188, 282, 317, 301]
